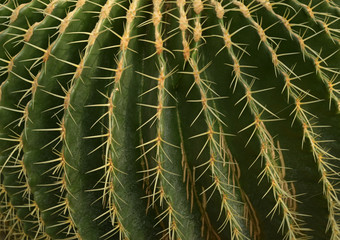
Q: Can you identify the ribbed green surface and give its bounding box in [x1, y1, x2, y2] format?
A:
[0, 0, 339, 239]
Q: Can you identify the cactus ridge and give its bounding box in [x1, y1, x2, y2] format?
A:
[0, 0, 340, 239]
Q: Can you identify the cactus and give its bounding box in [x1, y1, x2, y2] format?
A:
[0, 0, 339, 239]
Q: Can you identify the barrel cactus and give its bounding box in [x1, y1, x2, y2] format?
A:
[0, 0, 339, 239]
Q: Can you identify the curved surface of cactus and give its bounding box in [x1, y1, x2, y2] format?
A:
[0, 0, 339, 239]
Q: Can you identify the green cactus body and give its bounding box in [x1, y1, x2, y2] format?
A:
[0, 0, 339, 239]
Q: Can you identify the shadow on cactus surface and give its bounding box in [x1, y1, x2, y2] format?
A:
[0, 0, 339, 239]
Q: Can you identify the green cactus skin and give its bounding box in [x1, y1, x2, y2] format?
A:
[0, 0, 339, 239]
